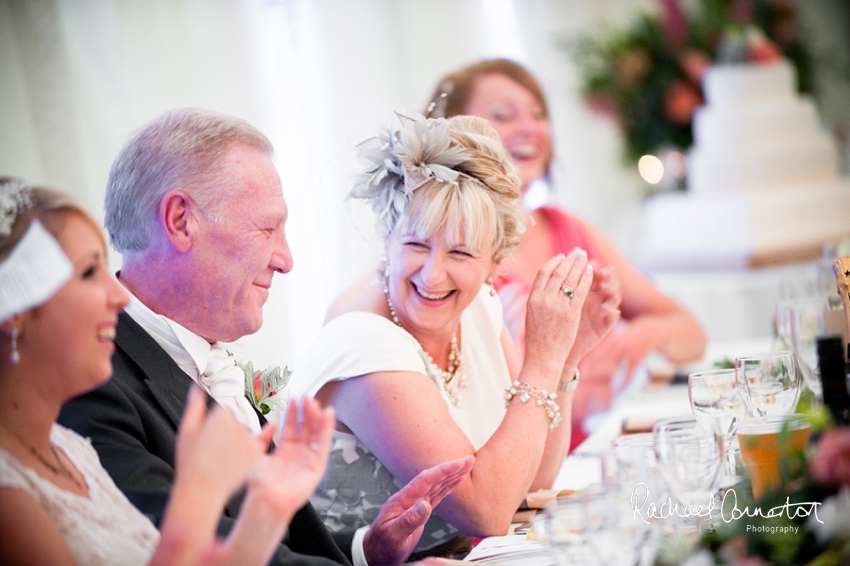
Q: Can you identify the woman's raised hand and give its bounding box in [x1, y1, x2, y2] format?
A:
[522, 248, 593, 379]
[566, 260, 622, 370]
[173, 387, 265, 502]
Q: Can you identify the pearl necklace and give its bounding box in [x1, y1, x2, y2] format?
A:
[0, 420, 85, 490]
[382, 281, 466, 408]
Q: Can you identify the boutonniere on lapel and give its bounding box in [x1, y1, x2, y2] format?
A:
[240, 361, 292, 415]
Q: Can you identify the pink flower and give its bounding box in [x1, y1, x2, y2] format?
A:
[679, 49, 712, 84]
[809, 427, 850, 487]
[659, 0, 687, 47]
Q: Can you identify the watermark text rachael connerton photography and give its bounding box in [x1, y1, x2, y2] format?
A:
[629, 482, 822, 526]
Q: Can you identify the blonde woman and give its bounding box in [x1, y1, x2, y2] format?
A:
[289, 115, 621, 556]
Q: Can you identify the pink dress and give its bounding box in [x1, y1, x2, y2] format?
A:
[494, 206, 599, 450]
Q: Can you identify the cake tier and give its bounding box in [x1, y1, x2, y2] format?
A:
[642, 179, 850, 268]
[688, 135, 839, 194]
[703, 60, 796, 107]
[692, 97, 821, 148]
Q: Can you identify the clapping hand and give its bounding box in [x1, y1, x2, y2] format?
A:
[522, 249, 593, 375]
[364, 456, 475, 566]
[208, 397, 334, 565]
[566, 260, 622, 369]
[245, 397, 334, 524]
[156, 390, 335, 566]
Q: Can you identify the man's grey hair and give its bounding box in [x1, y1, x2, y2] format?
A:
[105, 108, 273, 253]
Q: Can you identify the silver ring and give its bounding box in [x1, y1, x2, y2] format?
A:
[562, 287, 574, 298]
[308, 442, 320, 452]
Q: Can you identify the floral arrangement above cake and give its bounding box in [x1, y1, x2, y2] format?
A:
[571, 0, 813, 164]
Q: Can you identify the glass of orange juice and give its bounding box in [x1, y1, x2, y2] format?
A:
[735, 415, 811, 499]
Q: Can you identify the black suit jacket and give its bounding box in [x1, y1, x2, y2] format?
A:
[58, 313, 353, 566]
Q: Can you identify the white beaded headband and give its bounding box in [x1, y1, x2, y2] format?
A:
[0, 179, 73, 321]
[0, 178, 32, 237]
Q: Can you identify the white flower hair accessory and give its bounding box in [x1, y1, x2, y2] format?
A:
[0, 178, 33, 237]
[351, 114, 471, 228]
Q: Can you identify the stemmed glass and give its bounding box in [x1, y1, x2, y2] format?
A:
[653, 419, 724, 532]
[688, 369, 745, 480]
[788, 298, 826, 401]
[734, 351, 801, 418]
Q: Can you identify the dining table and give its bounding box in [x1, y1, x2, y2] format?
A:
[462, 336, 776, 564]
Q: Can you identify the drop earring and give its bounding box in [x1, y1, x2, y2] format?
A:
[487, 277, 496, 297]
[9, 327, 20, 365]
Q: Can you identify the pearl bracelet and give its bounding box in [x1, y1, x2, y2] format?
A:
[504, 381, 562, 431]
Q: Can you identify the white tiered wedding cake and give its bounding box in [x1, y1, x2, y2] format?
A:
[643, 60, 850, 267]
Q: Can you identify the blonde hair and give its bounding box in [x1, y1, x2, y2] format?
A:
[353, 115, 525, 262]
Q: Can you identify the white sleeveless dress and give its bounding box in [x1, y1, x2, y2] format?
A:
[287, 286, 512, 552]
[0, 423, 160, 565]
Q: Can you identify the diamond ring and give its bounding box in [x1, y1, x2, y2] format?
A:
[562, 287, 574, 298]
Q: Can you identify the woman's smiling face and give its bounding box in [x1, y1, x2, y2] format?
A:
[463, 72, 552, 191]
[22, 214, 129, 397]
[384, 226, 495, 338]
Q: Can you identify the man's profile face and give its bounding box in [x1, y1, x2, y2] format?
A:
[188, 143, 293, 342]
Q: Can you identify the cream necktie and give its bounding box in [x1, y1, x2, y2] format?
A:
[200, 344, 262, 435]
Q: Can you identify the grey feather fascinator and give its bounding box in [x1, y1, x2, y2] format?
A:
[351, 114, 472, 233]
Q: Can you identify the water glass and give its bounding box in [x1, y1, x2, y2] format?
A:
[613, 433, 664, 507]
[688, 369, 744, 437]
[688, 368, 745, 480]
[735, 351, 801, 418]
[653, 419, 724, 530]
[531, 496, 595, 566]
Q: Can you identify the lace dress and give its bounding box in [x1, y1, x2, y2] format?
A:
[288, 286, 511, 552]
[0, 423, 160, 565]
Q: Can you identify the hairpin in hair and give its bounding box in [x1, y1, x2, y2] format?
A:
[426, 80, 454, 118]
[426, 93, 448, 118]
[0, 178, 33, 237]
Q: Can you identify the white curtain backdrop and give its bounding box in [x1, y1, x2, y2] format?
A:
[0, 0, 655, 366]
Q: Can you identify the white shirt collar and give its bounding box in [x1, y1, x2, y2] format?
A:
[120, 282, 261, 435]
[121, 286, 243, 382]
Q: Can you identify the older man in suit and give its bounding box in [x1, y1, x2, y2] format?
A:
[59, 108, 472, 566]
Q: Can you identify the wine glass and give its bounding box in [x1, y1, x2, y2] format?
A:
[688, 369, 745, 479]
[789, 298, 826, 400]
[735, 351, 801, 418]
[653, 419, 724, 532]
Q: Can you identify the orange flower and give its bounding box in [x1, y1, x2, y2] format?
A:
[662, 80, 704, 126]
[253, 373, 264, 402]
